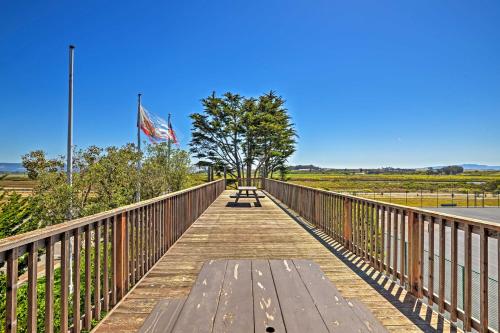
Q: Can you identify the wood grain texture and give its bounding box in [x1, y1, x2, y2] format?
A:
[293, 259, 374, 332]
[251, 260, 286, 332]
[212, 260, 253, 333]
[171, 260, 227, 333]
[94, 191, 456, 333]
[269, 259, 329, 333]
[138, 299, 186, 333]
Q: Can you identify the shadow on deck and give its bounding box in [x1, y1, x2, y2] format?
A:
[94, 190, 456, 333]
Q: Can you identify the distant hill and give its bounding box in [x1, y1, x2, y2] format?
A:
[429, 164, 500, 171]
[0, 163, 25, 173]
[460, 164, 500, 171]
[288, 164, 324, 171]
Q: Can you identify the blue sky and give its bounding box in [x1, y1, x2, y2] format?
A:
[1, 1, 499, 168]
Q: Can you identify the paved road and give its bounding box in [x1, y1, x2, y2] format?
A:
[422, 207, 498, 279]
[425, 207, 500, 224]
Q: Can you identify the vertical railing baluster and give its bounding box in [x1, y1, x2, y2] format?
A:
[116, 212, 126, 301]
[479, 227, 489, 332]
[386, 207, 392, 276]
[125, 212, 129, 291]
[135, 209, 140, 283]
[111, 216, 117, 306]
[438, 218, 445, 313]
[392, 209, 398, 281]
[45, 236, 55, 333]
[94, 221, 102, 320]
[84, 225, 92, 330]
[450, 220, 458, 322]
[27, 243, 38, 333]
[61, 231, 70, 332]
[103, 218, 110, 312]
[73, 229, 81, 333]
[380, 206, 386, 272]
[129, 210, 135, 286]
[6, 248, 18, 333]
[400, 210, 406, 286]
[464, 223, 472, 331]
[428, 216, 435, 306]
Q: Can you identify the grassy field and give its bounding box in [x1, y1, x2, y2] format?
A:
[283, 170, 500, 207]
[0, 173, 36, 196]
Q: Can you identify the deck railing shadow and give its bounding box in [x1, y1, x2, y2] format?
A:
[263, 178, 499, 333]
[265, 189, 457, 333]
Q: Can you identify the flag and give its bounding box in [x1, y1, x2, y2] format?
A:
[168, 115, 179, 144]
[139, 106, 171, 142]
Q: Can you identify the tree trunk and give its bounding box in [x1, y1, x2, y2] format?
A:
[246, 162, 252, 186]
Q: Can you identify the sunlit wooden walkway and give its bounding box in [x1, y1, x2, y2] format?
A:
[94, 190, 457, 333]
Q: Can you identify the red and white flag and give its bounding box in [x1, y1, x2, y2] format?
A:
[139, 106, 171, 142]
[168, 115, 179, 145]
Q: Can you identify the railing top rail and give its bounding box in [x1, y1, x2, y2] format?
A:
[265, 178, 500, 232]
[0, 179, 224, 253]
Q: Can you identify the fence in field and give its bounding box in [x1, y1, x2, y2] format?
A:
[0, 179, 225, 333]
[350, 190, 500, 208]
[264, 179, 500, 333]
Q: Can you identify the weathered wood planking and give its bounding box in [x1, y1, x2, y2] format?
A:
[269, 259, 329, 333]
[171, 260, 227, 333]
[251, 260, 286, 332]
[212, 260, 253, 332]
[95, 191, 457, 333]
[137, 259, 385, 333]
[293, 259, 374, 332]
[138, 299, 186, 333]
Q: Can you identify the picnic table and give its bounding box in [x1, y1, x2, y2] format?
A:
[233, 186, 261, 205]
[139, 259, 387, 333]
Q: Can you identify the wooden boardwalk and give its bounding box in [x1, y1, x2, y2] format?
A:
[94, 191, 457, 333]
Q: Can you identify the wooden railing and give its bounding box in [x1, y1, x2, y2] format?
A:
[0, 179, 225, 333]
[263, 179, 500, 333]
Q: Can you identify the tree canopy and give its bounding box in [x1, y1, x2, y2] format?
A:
[190, 91, 296, 182]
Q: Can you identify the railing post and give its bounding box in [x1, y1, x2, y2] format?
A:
[116, 212, 127, 300]
[343, 199, 352, 250]
[408, 211, 423, 298]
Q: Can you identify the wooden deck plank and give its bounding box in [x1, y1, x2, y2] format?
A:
[293, 259, 380, 332]
[138, 299, 185, 333]
[94, 191, 455, 333]
[171, 260, 227, 333]
[251, 260, 286, 333]
[212, 260, 253, 333]
[269, 259, 329, 333]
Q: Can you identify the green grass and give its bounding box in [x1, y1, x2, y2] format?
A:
[282, 170, 500, 193]
[280, 170, 500, 207]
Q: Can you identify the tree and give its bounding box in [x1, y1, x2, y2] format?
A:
[0, 176, 38, 239]
[440, 165, 464, 175]
[190, 92, 245, 180]
[21, 150, 64, 180]
[190, 91, 296, 183]
[253, 91, 296, 179]
[141, 142, 192, 198]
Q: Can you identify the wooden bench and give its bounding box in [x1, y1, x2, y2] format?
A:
[138, 259, 387, 332]
[233, 186, 261, 205]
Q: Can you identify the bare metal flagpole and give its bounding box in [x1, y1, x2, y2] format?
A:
[167, 113, 172, 162]
[136, 93, 142, 202]
[67, 45, 74, 189]
[67, 45, 75, 293]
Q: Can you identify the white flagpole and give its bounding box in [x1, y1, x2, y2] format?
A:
[67, 45, 74, 189]
[67, 45, 75, 293]
[136, 93, 142, 202]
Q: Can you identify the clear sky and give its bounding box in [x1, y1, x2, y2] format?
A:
[1, 1, 499, 168]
